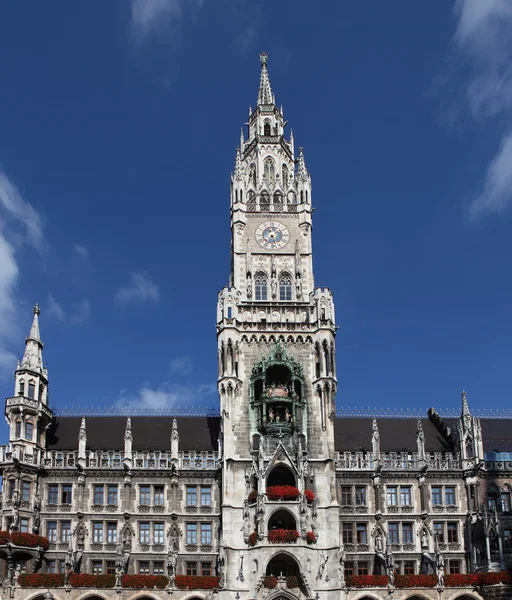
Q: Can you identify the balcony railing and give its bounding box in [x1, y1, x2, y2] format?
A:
[335, 451, 461, 471]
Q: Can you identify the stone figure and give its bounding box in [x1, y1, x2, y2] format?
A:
[421, 530, 429, 551]
[271, 277, 277, 299]
[32, 494, 41, 534]
[385, 543, 395, 587]
[166, 544, 178, 588]
[435, 552, 445, 588]
[218, 543, 226, 588]
[10, 491, 20, 531]
[338, 544, 346, 587]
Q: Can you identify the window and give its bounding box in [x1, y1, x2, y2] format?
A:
[139, 522, 150, 545]
[201, 523, 212, 545]
[402, 523, 413, 544]
[107, 522, 117, 544]
[501, 492, 511, 513]
[264, 120, 271, 136]
[432, 486, 442, 506]
[92, 561, 102, 575]
[279, 275, 292, 301]
[21, 481, 30, 502]
[355, 487, 366, 506]
[445, 487, 456, 506]
[106, 561, 116, 575]
[93, 522, 103, 544]
[153, 561, 164, 575]
[404, 561, 415, 575]
[255, 273, 268, 301]
[186, 486, 197, 506]
[388, 522, 399, 544]
[48, 485, 58, 505]
[358, 562, 369, 575]
[93, 485, 104, 505]
[20, 518, 29, 533]
[140, 486, 150, 506]
[201, 486, 212, 507]
[139, 561, 150, 575]
[154, 486, 164, 506]
[433, 522, 444, 543]
[341, 487, 352, 506]
[344, 562, 355, 577]
[8, 479, 15, 499]
[400, 486, 412, 506]
[447, 522, 458, 543]
[387, 487, 398, 506]
[448, 560, 461, 574]
[28, 382, 35, 399]
[107, 485, 118, 505]
[201, 562, 212, 576]
[186, 523, 197, 545]
[186, 562, 197, 576]
[282, 164, 289, 188]
[15, 421, 21, 438]
[61, 485, 72, 504]
[263, 157, 275, 185]
[504, 529, 512, 551]
[19, 381, 25, 397]
[154, 522, 164, 544]
[25, 421, 33, 441]
[342, 522, 353, 544]
[356, 523, 367, 544]
[46, 560, 56, 574]
[47, 521, 57, 543]
[61, 521, 71, 543]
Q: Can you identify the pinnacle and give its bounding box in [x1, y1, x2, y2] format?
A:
[257, 52, 275, 106]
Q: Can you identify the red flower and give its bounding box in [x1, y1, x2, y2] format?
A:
[9, 531, 49, 551]
[69, 573, 115, 588]
[306, 531, 317, 545]
[480, 572, 512, 586]
[248, 531, 258, 546]
[263, 575, 278, 589]
[304, 489, 315, 502]
[286, 575, 299, 589]
[248, 490, 258, 503]
[266, 486, 300, 501]
[395, 574, 437, 588]
[445, 573, 480, 587]
[0, 531, 10, 545]
[121, 574, 168, 589]
[175, 575, 220, 589]
[346, 575, 389, 588]
[268, 529, 300, 543]
[19, 574, 65, 588]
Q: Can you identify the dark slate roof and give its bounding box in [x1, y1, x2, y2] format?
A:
[334, 418, 452, 452]
[47, 416, 220, 452]
[479, 419, 512, 453]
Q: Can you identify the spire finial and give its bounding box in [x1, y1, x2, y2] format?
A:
[257, 52, 275, 106]
[33, 303, 40, 316]
[461, 390, 470, 417]
[125, 417, 133, 441]
[259, 52, 269, 66]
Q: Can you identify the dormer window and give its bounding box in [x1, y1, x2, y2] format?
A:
[28, 381, 35, 399]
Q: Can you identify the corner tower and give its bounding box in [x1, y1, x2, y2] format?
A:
[217, 55, 339, 598]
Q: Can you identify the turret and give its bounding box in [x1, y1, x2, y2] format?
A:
[456, 390, 484, 468]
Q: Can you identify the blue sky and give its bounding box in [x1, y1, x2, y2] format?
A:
[1, 1, 512, 430]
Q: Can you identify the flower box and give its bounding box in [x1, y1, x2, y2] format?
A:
[287, 575, 299, 589]
[175, 575, 220, 589]
[395, 574, 437, 588]
[70, 573, 115, 588]
[268, 529, 300, 544]
[266, 486, 300, 501]
[306, 531, 317, 545]
[304, 489, 315, 502]
[0, 530, 49, 551]
[121, 574, 168, 589]
[263, 575, 278, 589]
[19, 574, 65, 588]
[346, 575, 389, 588]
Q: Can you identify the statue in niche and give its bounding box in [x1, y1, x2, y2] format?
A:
[32, 494, 41, 534]
[338, 544, 346, 587]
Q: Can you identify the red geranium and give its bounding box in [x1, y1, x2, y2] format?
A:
[70, 573, 115, 588]
[480, 572, 512, 586]
[175, 575, 220, 589]
[263, 575, 278, 589]
[346, 575, 389, 588]
[268, 529, 300, 543]
[0, 531, 10, 545]
[10, 531, 49, 551]
[445, 573, 480, 587]
[266, 486, 300, 501]
[395, 574, 437, 588]
[304, 489, 315, 502]
[122, 574, 168, 589]
[248, 531, 258, 546]
[287, 575, 299, 589]
[19, 573, 65, 588]
[306, 531, 317, 545]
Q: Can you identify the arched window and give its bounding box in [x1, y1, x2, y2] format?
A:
[25, 420, 34, 441]
[282, 164, 289, 188]
[263, 158, 275, 185]
[264, 120, 271, 136]
[249, 163, 256, 188]
[18, 379, 25, 396]
[260, 191, 270, 208]
[28, 379, 35, 399]
[279, 274, 292, 301]
[465, 437, 474, 459]
[300, 190, 304, 204]
[15, 420, 22, 438]
[273, 191, 283, 206]
[287, 191, 296, 204]
[255, 273, 268, 301]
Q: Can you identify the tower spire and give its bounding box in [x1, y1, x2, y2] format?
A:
[20, 304, 44, 374]
[257, 53, 275, 106]
[461, 390, 470, 417]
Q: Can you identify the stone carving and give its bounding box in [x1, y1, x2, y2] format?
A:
[237, 550, 244, 582]
[166, 542, 178, 589]
[218, 541, 226, 588]
[338, 543, 346, 587]
[385, 543, 395, 588]
[10, 491, 20, 531]
[32, 494, 41, 534]
[317, 550, 328, 580]
[242, 499, 251, 543]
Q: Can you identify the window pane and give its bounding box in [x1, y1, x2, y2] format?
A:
[140, 486, 150, 505]
[139, 561, 150, 575]
[342, 522, 353, 544]
[154, 522, 164, 544]
[355, 487, 366, 506]
[504, 529, 512, 551]
[255, 274, 268, 301]
[201, 486, 211, 507]
[46, 560, 56, 574]
[186, 562, 197, 576]
[449, 560, 461, 574]
[201, 562, 212, 576]
[279, 275, 292, 301]
[62, 485, 72, 504]
[432, 487, 442, 506]
[48, 485, 58, 504]
[20, 518, 29, 533]
[201, 523, 212, 545]
[93, 522, 103, 543]
[356, 523, 367, 544]
[107, 522, 117, 544]
[341, 487, 352, 506]
[92, 561, 102, 575]
[433, 522, 444, 543]
[21, 481, 31, 502]
[387, 487, 397, 506]
[107, 485, 118, 505]
[447, 522, 458, 543]
[106, 561, 116, 575]
[400, 487, 412, 506]
[186, 523, 197, 545]
[186, 486, 197, 506]
[154, 486, 164, 506]
[153, 561, 164, 575]
[388, 522, 399, 544]
[357, 562, 369, 575]
[402, 523, 413, 544]
[445, 487, 456, 506]
[25, 422, 33, 441]
[501, 493, 511, 513]
[47, 521, 57, 543]
[139, 522, 150, 544]
[404, 561, 415, 575]
[94, 485, 104, 505]
[61, 521, 71, 543]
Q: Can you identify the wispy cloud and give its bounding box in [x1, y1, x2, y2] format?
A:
[169, 355, 192, 375]
[130, 0, 203, 42]
[73, 243, 88, 259]
[115, 272, 160, 306]
[450, 0, 512, 219]
[0, 171, 43, 377]
[116, 381, 216, 412]
[46, 294, 91, 325]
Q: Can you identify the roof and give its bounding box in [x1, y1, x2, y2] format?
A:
[47, 416, 220, 452]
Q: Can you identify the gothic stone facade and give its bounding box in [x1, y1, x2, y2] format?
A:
[1, 55, 512, 600]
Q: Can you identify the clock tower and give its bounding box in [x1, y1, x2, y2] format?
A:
[217, 54, 340, 597]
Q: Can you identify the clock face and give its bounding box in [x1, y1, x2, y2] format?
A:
[255, 221, 290, 250]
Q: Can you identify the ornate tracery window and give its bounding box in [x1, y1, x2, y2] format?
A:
[264, 157, 275, 186]
[279, 274, 292, 301]
[255, 273, 268, 301]
[282, 164, 289, 188]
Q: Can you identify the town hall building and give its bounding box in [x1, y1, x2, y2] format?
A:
[1, 55, 512, 600]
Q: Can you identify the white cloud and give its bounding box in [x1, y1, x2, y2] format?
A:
[450, 0, 512, 219]
[0, 171, 43, 378]
[115, 272, 160, 306]
[116, 381, 216, 412]
[131, 0, 203, 41]
[46, 294, 91, 324]
[73, 244, 88, 259]
[169, 355, 193, 375]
